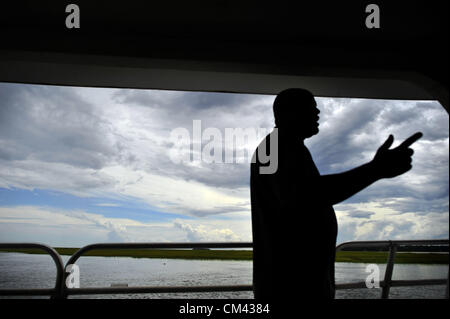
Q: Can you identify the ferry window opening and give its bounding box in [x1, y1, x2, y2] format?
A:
[0, 82, 448, 247]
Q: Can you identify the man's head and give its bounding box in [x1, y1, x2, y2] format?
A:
[273, 88, 320, 139]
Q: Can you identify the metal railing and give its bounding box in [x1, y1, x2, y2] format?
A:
[0, 243, 64, 299]
[0, 239, 448, 299]
[61, 242, 253, 298]
[335, 239, 449, 299]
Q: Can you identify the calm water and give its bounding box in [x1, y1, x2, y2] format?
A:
[0, 252, 447, 299]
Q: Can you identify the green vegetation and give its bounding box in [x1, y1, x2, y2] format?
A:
[0, 248, 252, 261]
[336, 251, 448, 264]
[0, 248, 448, 264]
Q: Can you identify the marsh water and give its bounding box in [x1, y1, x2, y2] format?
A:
[0, 252, 447, 299]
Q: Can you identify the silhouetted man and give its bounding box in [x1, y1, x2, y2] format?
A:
[250, 88, 422, 301]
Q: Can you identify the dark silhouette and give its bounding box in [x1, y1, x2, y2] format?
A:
[250, 88, 422, 300]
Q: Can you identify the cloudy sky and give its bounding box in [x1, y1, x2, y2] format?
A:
[0, 82, 448, 247]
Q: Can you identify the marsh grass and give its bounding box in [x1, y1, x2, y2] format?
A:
[0, 248, 448, 264]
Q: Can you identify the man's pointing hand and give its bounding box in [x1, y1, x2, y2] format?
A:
[371, 132, 423, 179]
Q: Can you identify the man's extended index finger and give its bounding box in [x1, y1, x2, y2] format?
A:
[399, 132, 423, 149]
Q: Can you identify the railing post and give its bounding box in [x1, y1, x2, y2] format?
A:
[446, 267, 449, 299]
[381, 241, 397, 299]
[60, 265, 69, 299]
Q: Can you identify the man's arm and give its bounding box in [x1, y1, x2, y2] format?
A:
[319, 132, 423, 206]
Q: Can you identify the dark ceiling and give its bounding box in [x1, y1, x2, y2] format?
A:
[0, 1, 448, 108]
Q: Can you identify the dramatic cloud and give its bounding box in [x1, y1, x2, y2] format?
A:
[346, 210, 375, 219]
[0, 84, 119, 169]
[110, 89, 273, 189]
[173, 219, 242, 242]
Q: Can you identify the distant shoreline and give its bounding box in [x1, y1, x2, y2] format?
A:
[0, 248, 448, 264]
